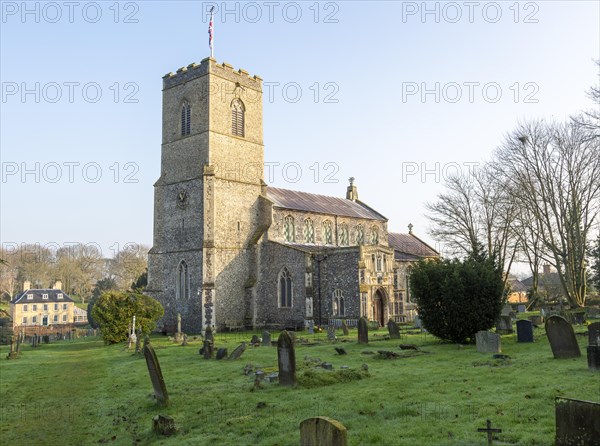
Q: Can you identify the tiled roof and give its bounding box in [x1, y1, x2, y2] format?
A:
[11, 289, 74, 304]
[388, 233, 438, 258]
[267, 187, 387, 221]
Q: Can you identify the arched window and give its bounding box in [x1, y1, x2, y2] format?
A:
[333, 289, 345, 316]
[283, 215, 295, 242]
[278, 268, 292, 308]
[356, 224, 364, 245]
[406, 266, 413, 302]
[303, 218, 315, 244]
[323, 220, 333, 245]
[339, 223, 349, 246]
[181, 101, 191, 136]
[370, 226, 379, 245]
[176, 260, 189, 300]
[231, 99, 245, 137]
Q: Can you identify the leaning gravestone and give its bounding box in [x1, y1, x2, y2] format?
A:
[341, 321, 349, 336]
[358, 317, 368, 344]
[496, 316, 513, 334]
[555, 397, 600, 445]
[216, 348, 228, 360]
[588, 322, 600, 346]
[229, 342, 246, 360]
[516, 320, 534, 343]
[545, 316, 581, 359]
[300, 417, 348, 446]
[262, 331, 271, 346]
[143, 337, 169, 407]
[277, 330, 296, 386]
[387, 320, 400, 340]
[475, 331, 501, 353]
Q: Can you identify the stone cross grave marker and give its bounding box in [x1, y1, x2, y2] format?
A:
[588, 322, 600, 346]
[300, 417, 348, 446]
[277, 330, 296, 386]
[358, 317, 368, 344]
[262, 330, 271, 346]
[516, 320, 534, 343]
[341, 321, 349, 336]
[476, 331, 501, 353]
[229, 342, 246, 360]
[387, 319, 400, 339]
[496, 316, 513, 334]
[477, 419, 502, 446]
[555, 397, 600, 445]
[143, 337, 169, 407]
[545, 316, 581, 359]
[174, 313, 183, 342]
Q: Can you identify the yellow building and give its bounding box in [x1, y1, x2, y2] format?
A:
[10, 285, 75, 329]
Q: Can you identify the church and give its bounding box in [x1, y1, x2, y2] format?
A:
[146, 57, 438, 333]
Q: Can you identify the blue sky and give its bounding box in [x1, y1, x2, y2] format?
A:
[1, 1, 599, 269]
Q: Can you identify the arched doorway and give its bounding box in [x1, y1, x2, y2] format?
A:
[372, 289, 385, 327]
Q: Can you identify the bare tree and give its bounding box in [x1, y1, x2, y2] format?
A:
[109, 243, 149, 290]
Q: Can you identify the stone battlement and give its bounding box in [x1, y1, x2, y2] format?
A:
[163, 58, 262, 91]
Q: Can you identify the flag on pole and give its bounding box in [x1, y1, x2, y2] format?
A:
[208, 7, 214, 58]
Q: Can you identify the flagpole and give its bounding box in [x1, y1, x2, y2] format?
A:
[209, 7, 214, 59]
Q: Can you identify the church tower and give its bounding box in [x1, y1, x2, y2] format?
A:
[147, 58, 265, 333]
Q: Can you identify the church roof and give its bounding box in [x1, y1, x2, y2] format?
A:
[388, 233, 439, 259]
[267, 187, 387, 221]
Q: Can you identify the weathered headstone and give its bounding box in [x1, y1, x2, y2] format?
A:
[15, 333, 23, 355]
[152, 414, 176, 436]
[555, 397, 600, 445]
[229, 342, 246, 360]
[341, 321, 349, 336]
[387, 319, 400, 339]
[216, 348, 228, 360]
[528, 315, 542, 326]
[277, 330, 296, 386]
[501, 304, 512, 316]
[300, 417, 347, 446]
[327, 326, 336, 341]
[202, 340, 214, 359]
[357, 317, 368, 344]
[181, 333, 188, 346]
[143, 337, 169, 406]
[587, 345, 600, 372]
[587, 322, 600, 346]
[516, 320, 534, 343]
[545, 316, 581, 359]
[262, 331, 271, 346]
[475, 331, 501, 353]
[6, 336, 18, 359]
[496, 316, 513, 334]
[517, 304, 526, 313]
[307, 321, 315, 334]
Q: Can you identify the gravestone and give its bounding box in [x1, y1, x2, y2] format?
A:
[516, 320, 534, 343]
[545, 316, 581, 359]
[555, 397, 600, 445]
[229, 342, 246, 360]
[528, 315, 542, 326]
[357, 317, 368, 344]
[387, 320, 400, 339]
[475, 331, 501, 353]
[341, 321, 349, 336]
[181, 333, 188, 346]
[413, 315, 422, 329]
[135, 329, 142, 354]
[496, 316, 513, 334]
[143, 337, 169, 406]
[277, 330, 296, 386]
[250, 334, 261, 345]
[307, 321, 315, 334]
[327, 326, 336, 341]
[501, 304, 512, 316]
[587, 345, 600, 372]
[216, 348, 228, 360]
[202, 340, 214, 359]
[300, 417, 347, 446]
[205, 326, 214, 343]
[6, 336, 18, 359]
[517, 304, 526, 313]
[588, 322, 600, 346]
[262, 331, 271, 346]
[152, 414, 176, 436]
[15, 333, 23, 355]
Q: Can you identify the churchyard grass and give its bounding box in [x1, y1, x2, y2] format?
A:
[0, 322, 597, 445]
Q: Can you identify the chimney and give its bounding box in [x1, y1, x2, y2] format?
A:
[53, 280, 62, 290]
[346, 177, 358, 201]
[542, 264, 551, 275]
[23, 280, 31, 292]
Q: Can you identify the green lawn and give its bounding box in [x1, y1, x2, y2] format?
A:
[0, 324, 598, 445]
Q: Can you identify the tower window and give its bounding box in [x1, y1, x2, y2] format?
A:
[231, 99, 245, 137]
[181, 101, 191, 136]
[177, 260, 189, 300]
[333, 289, 345, 316]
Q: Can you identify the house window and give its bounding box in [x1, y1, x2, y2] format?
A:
[181, 101, 191, 136]
[370, 226, 379, 245]
[231, 98, 245, 137]
[27, 294, 33, 300]
[323, 220, 333, 244]
[22, 317, 27, 324]
[54, 304, 58, 311]
[283, 215, 295, 242]
[63, 304, 67, 310]
[32, 304, 37, 311]
[32, 316, 37, 323]
[176, 260, 189, 300]
[53, 315, 58, 323]
[332, 289, 345, 316]
[42, 293, 48, 300]
[303, 218, 315, 244]
[57, 294, 63, 299]
[62, 314, 67, 322]
[278, 268, 292, 308]
[43, 304, 48, 311]
[356, 225, 364, 245]
[339, 223, 349, 246]
[23, 305, 28, 312]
